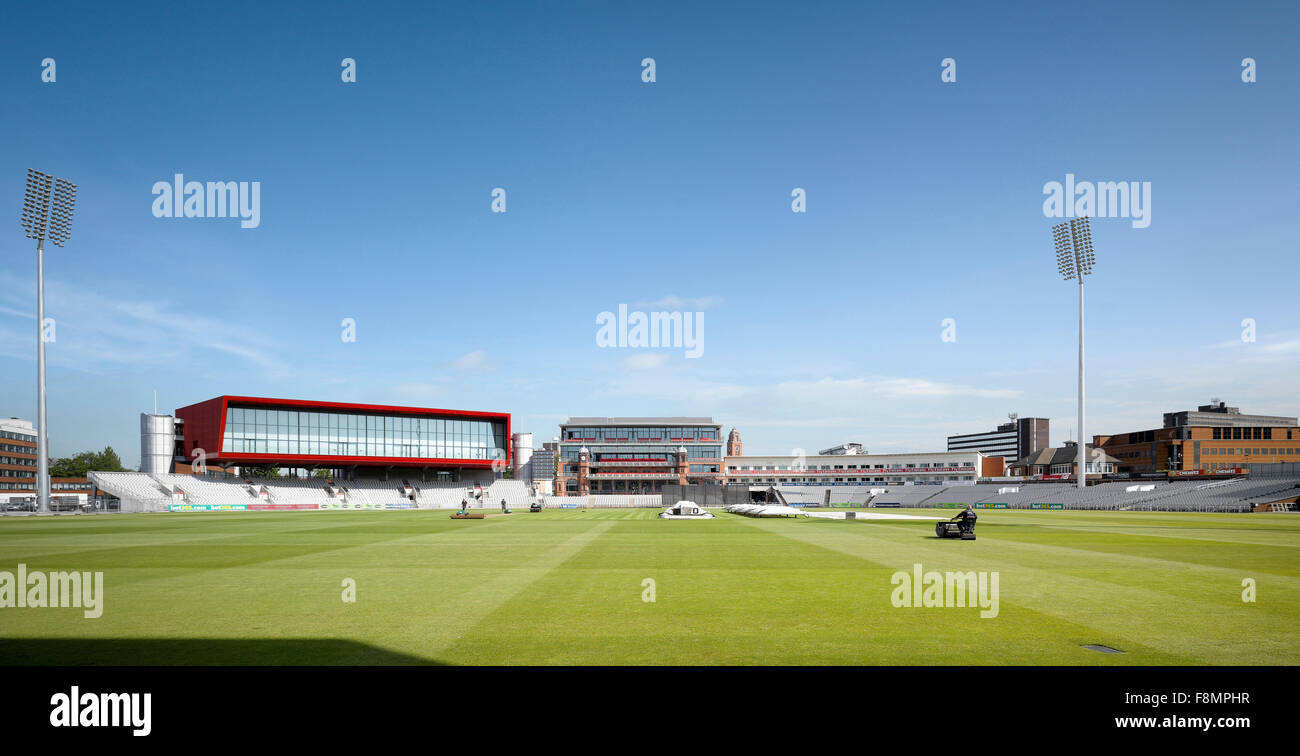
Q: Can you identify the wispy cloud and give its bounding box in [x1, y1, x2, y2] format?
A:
[442, 349, 496, 371]
[636, 294, 723, 310]
[775, 376, 1022, 401]
[0, 271, 288, 377]
[620, 353, 667, 369]
[1260, 340, 1300, 354]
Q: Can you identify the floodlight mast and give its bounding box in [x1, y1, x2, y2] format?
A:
[20, 170, 77, 514]
[1053, 217, 1094, 490]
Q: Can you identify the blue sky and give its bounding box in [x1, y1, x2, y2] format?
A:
[2, 0, 1298, 467]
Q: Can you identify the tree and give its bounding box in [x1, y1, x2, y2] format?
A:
[243, 466, 282, 478]
[50, 446, 129, 477]
[98, 446, 124, 472]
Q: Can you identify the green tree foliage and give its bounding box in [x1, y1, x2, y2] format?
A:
[243, 466, 282, 478]
[49, 446, 129, 477]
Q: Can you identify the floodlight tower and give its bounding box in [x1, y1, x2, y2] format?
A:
[20, 169, 78, 513]
[1053, 217, 1095, 490]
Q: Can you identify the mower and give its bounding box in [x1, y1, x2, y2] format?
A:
[936, 513, 977, 540]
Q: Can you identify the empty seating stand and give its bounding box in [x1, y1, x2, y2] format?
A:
[80, 472, 1300, 515]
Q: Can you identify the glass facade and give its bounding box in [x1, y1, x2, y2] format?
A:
[221, 406, 506, 461]
[554, 420, 723, 492]
[562, 426, 719, 442]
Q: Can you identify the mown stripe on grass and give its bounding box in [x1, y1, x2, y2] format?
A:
[0, 512, 429, 562]
[411, 520, 615, 655]
[949, 529, 1300, 582]
[737, 517, 1298, 665]
[1005, 521, 1300, 550]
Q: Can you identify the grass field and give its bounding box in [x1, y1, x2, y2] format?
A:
[0, 508, 1296, 665]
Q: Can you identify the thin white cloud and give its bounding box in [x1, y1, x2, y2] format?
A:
[0, 270, 287, 377]
[443, 349, 495, 371]
[636, 294, 723, 310]
[1260, 340, 1300, 354]
[620, 353, 668, 369]
[0, 305, 34, 320]
[776, 376, 1022, 400]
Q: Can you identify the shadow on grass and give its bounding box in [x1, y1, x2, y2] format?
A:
[0, 638, 446, 666]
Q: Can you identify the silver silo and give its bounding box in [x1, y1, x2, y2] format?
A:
[512, 432, 534, 482]
[140, 413, 176, 474]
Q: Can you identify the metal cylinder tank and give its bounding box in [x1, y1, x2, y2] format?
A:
[512, 432, 534, 482]
[140, 413, 176, 474]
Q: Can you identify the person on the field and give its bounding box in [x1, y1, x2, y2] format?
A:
[956, 504, 977, 534]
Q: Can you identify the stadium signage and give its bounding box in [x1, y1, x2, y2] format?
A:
[0, 564, 104, 619]
[49, 686, 151, 737]
[890, 563, 999, 619]
[168, 503, 247, 511]
[1027, 503, 1064, 509]
[319, 502, 385, 510]
[974, 502, 1009, 509]
[1170, 468, 1247, 478]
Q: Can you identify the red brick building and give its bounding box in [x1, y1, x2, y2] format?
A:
[1095, 402, 1300, 474]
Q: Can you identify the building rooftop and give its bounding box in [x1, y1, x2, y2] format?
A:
[563, 417, 716, 426]
[1012, 443, 1118, 467]
[819, 443, 865, 455]
[0, 418, 37, 436]
[1162, 401, 1296, 428]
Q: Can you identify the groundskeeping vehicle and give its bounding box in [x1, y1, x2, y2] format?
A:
[658, 500, 714, 519]
[936, 515, 977, 540]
